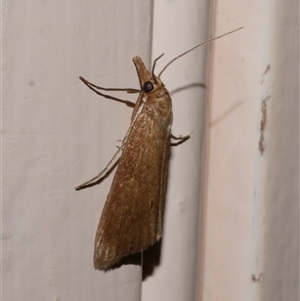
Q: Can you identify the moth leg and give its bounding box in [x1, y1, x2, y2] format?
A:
[75, 146, 122, 190]
[80, 76, 140, 93]
[80, 76, 140, 108]
[171, 134, 190, 146]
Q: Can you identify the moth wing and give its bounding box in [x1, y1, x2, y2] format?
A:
[94, 108, 170, 270]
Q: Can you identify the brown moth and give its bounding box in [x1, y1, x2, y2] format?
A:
[75, 27, 242, 271]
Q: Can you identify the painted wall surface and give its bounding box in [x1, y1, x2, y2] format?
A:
[200, 1, 299, 300]
[3, 1, 151, 300]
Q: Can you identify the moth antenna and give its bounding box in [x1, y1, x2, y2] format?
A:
[152, 53, 164, 78]
[158, 26, 243, 77]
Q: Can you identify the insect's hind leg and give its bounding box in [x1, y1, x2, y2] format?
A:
[171, 134, 190, 146]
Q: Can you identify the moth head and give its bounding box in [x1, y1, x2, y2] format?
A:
[133, 56, 163, 94]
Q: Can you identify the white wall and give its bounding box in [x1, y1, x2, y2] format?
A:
[200, 1, 299, 300]
[3, 1, 151, 300]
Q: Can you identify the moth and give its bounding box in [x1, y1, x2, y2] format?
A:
[76, 27, 242, 271]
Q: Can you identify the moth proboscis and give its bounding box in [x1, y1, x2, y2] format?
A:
[75, 27, 243, 271]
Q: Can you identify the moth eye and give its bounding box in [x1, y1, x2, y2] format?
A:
[143, 81, 154, 92]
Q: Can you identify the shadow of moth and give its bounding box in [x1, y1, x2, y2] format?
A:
[76, 27, 243, 271]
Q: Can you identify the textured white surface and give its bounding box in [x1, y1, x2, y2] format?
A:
[3, 1, 151, 300]
[201, 1, 299, 300]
